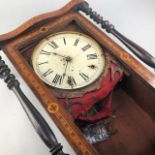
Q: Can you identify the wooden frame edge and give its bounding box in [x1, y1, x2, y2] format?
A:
[2, 13, 100, 155]
[0, 0, 84, 44]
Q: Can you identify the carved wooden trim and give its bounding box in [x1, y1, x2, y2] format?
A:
[0, 0, 84, 44]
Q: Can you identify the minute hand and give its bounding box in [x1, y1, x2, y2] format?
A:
[63, 61, 69, 76]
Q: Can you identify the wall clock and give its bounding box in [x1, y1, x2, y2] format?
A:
[30, 30, 123, 122]
[31, 31, 106, 91]
[0, 0, 155, 155]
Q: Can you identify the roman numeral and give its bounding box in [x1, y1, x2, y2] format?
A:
[74, 39, 79, 46]
[82, 44, 91, 51]
[79, 72, 89, 81]
[68, 76, 76, 87]
[40, 50, 51, 55]
[48, 41, 59, 49]
[38, 61, 48, 65]
[43, 69, 53, 77]
[87, 53, 98, 60]
[52, 74, 63, 85]
[63, 37, 66, 45]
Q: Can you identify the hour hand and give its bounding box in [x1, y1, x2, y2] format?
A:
[52, 52, 67, 58]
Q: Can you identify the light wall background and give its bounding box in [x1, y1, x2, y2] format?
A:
[0, 0, 155, 155]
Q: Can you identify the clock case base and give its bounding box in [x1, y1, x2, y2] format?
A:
[0, 0, 155, 155]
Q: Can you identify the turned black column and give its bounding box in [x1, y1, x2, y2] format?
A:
[78, 1, 155, 69]
[0, 56, 69, 155]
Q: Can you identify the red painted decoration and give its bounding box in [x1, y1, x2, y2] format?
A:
[59, 61, 123, 121]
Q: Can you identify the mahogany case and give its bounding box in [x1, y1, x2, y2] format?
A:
[0, 0, 155, 155]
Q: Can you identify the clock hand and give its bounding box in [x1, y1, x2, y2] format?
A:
[62, 61, 69, 83]
[0, 56, 69, 155]
[64, 61, 69, 76]
[52, 52, 68, 59]
[62, 56, 73, 84]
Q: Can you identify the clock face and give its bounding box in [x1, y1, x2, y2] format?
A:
[32, 32, 106, 90]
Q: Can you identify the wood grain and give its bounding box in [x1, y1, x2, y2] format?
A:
[0, 0, 155, 155]
[95, 89, 155, 155]
[0, 0, 84, 45]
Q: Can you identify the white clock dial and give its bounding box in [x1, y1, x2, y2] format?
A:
[32, 32, 106, 90]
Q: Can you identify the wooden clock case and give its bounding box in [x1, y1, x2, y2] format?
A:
[0, 0, 155, 155]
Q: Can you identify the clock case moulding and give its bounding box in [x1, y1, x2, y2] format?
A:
[0, 0, 155, 155]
